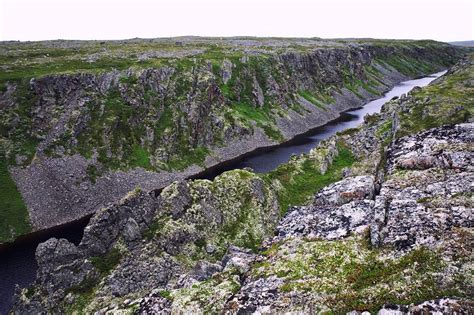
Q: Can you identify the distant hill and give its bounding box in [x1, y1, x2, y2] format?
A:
[450, 40, 474, 47]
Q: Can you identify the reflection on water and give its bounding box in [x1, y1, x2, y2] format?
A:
[0, 71, 445, 314]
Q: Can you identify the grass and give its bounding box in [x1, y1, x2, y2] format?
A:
[0, 56, 158, 84]
[231, 102, 284, 141]
[63, 277, 98, 315]
[0, 148, 31, 243]
[376, 54, 440, 77]
[265, 143, 356, 215]
[298, 90, 326, 108]
[232, 102, 271, 122]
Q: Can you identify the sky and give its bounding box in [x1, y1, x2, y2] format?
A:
[0, 0, 472, 42]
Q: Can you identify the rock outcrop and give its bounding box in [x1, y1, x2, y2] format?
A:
[226, 123, 473, 313]
[13, 170, 280, 313]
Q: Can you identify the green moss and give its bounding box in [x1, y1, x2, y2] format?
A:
[129, 145, 151, 169]
[260, 124, 284, 142]
[90, 247, 122, 275]
[416, 196, 432, 203]
[171, 269, 241, 313]
[144, 215, 170, 240]
[396, 62, 473, 138]
[265, 143, 356, 214]
[375, 121, 393, 138]
[364, 113, 381, 126]
[24, 286, 36, 299]
[337, 127, 359, 136]
[86, 164, 101, 184]
[158, 290, 173, 300]
[0, 148, 31, 243]
[1, 82, 40, 166]
[70, 89, 159, 171]
[119, 75, 138, 85]
[220, 197, 262, 253]
[63, 277, 98, 315]
[298, 90, 326, 108]
[253, 236, 461, 314]
[167, 146, 209, 170]
[65, 291, 95, 315]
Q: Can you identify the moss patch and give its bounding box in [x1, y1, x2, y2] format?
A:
[252, 236, 463, 313]
[396, 59, 473, 138]
[90, 247, 122, 275]
[171, 269, 241, 313]
[0, 148, 31, 243]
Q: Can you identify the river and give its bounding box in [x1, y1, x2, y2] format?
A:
[0, 71, 445, 314]
[201, 71, 446, 175]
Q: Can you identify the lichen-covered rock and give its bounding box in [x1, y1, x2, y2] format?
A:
[79, 189, 158, 256]
[377, 298, 474, 314]
[371, 124, 474, 250]
[275, 199, 374, 241]
[226, 124, 473, 314]
[308, 137, 340, 174]
[222, 246, 256, 274]
[12, 169, 280, 313]
[313, 175, 375, 206]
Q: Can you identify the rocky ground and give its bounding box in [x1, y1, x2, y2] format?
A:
[10, 53, 473, 314]
[0, 37, 465, 243]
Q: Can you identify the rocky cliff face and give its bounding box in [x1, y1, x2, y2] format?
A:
[0, 38, 464, 243]
[11, 53, 473, 313]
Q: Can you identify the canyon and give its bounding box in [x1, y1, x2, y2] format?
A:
[0, 38, 472, 314]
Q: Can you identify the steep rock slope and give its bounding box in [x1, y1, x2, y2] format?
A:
[11, 53, 473, 313]
[0, 38, 464, 242]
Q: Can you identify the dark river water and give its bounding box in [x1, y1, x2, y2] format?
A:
[0, 71, 445, 314]
[202, 71, 446, 176]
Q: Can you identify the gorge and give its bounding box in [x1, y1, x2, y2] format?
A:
[0, 38, 472, 314]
